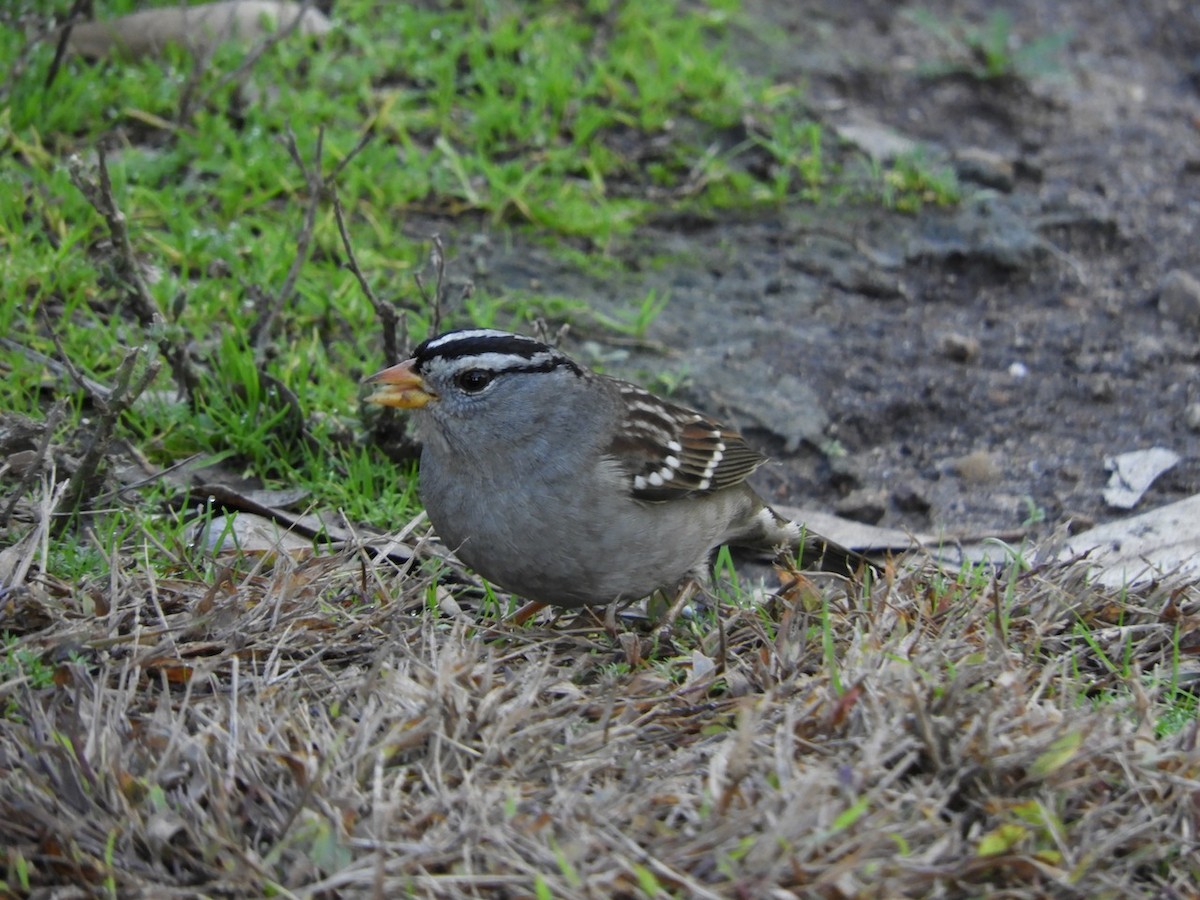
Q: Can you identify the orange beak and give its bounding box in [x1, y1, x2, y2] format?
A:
[364, 359, 435, 409]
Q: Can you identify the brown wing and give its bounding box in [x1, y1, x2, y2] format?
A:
[604, 380, 767, 501]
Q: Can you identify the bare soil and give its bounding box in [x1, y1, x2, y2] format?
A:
[440, 0, 1200, 544]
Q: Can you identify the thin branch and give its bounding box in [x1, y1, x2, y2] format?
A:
[413, 234, 449, 335]
[531, 318, 570, 348]
[332, 188, 402, 365]
[43, 0, 93, 90]
[57, 344, 162, 518]
[0, 401, 68, 528]
[174, 14, 225, 127]
[252, 125, 325, 355]
[329, 129, 374, 182]
[180, 0, 318, 126]
[254, 127, 374, 357]
[67, 149, 162, 332]
[67, 147, 199, 398]
[0, 336, 114, 399]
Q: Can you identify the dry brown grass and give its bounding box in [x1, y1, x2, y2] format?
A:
[2, 476, 1198, 899]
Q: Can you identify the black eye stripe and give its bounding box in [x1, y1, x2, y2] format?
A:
[449, 358, 581, 384]
[498, 358, 580, 377]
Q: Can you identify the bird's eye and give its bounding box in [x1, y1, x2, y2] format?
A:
[455, 368, 494, 393]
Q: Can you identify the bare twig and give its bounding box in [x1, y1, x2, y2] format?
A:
[332, 190, 405, 365]
[408, 235, 475, 333]
[43, 0, 94, 90]
[0, 1, 87, 102]
[179, 0, 318, 126]
[66, 147, 198, 397]
[0, 401, 68, 529]
[328, 199, 375, 313]
[174, 14, 225, 127]
[413, 235, 450, 334]
[0, 336, 113, 399]
[253, 127, 373, 357]
[327, 129, 374, 185]
[531, 318, 570, 348]
[56, 343, 162, 518]
[252, 125, 324, 355]
[67, 149, 162, 331]
[94, 452, 208, 503]
[0, 470, 70, 591]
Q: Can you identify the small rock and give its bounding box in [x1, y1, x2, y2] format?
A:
[948, 450, 1001, 483]
[834, 489, 887, 525]
[953, 148, 1015, 192]
[1008, 361, 1029, 379]
[1185, 402, 1200, 432]
[1131, 334, 1167, 367]
[206, 258, 231, 278]
[826, 452, 864, 492]
[835, 119, 921, 163]
[911, 196, 1045, 270]
[891, 484, 932, 515]
[1158, 269, 1200, 330]
[1064, 513, 1095, 535]
[1013, 157, 1044, 182]
[940, 332, 981, 363]
[1088, 374, 1116, 402]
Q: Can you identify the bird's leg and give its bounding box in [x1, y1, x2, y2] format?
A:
[657, 577, 701, 638]
[604, 598, 621, 638]
[509, 599, 547, 626]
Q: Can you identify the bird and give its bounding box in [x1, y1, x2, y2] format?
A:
[365, 328, 866, 608]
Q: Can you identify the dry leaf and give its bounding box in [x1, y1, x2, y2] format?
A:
[1057, 493, 1200, 587]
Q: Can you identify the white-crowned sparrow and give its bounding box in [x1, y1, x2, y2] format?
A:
[366, 328, 864, 608]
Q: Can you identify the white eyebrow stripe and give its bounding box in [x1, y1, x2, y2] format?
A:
[424, 328, 516, 350]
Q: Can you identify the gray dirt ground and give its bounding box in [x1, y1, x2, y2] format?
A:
[425, 0, 1200, 547]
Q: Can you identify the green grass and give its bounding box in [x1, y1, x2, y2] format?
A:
[0, 633, 59, 720]
[5, 0, 769, 240]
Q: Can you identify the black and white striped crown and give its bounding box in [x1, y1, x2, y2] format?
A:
[411, 328, 582, 378]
